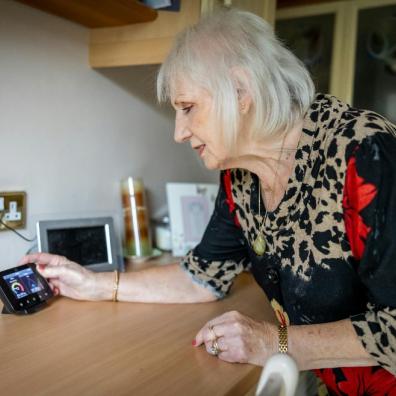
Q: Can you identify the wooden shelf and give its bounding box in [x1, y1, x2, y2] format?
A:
[90, 0, 200, 67]
[89, 0, 276, 68]
[15, 0, 158, 28]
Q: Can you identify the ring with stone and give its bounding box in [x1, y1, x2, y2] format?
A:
[210, 338, 221, 356]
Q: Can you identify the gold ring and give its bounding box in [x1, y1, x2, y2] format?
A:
[210, 339, 221, 356]
[208, 325, 217, 341]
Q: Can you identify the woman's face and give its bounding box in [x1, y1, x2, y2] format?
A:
[172, 79, 230, 170]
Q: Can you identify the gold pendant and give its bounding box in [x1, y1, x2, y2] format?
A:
[253, 234, 266, 256]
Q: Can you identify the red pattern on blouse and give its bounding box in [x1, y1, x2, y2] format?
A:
[315, 367, 396, 395]
[315, 151, 396, 395]
[342, 154, 377, 260]
[223, 170, 240, 227]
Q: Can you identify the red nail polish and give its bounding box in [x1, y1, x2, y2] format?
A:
[192, 340, 196, 346]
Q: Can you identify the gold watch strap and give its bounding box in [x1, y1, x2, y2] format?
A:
[112, 270, 119, 302]
[278, 325, 288, 354]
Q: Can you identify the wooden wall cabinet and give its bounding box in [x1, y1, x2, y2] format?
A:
[276, 0, 396, 122]
[89, 0, 276, 68]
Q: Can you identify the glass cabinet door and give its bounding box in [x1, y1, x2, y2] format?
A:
[276, 3, 347, 101]
[352, 4, 396, 123]
[276, 13, 335, 94]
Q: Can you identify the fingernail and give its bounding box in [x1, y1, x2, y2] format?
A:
[192, 340, 196, 346]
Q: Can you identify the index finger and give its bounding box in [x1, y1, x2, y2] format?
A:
[19, 253, 64, 267]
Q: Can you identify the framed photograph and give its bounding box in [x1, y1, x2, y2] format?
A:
[166, 183, 218, 257]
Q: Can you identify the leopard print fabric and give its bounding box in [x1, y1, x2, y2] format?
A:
[181, 252, 248, 298]
[181, 94, 396, 379]
[352, 305, 396, 376]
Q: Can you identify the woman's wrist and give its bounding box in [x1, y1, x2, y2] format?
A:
[288, 321, 377, 371]
[90, 271, 115, 301]
[288, 325, 307, 368]
[259, 322, 278, 366]
[270, 323, 279, 355]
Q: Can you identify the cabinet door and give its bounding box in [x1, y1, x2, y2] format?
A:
[351, 1, 396, 123]
[276, 3, 347, 101]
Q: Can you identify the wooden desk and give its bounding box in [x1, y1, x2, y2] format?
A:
[0, 264, 275, 396]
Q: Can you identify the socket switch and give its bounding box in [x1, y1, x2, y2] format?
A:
[0, 191, 26, 231]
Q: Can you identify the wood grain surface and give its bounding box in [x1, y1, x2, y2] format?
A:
[0, 269, 275, 396]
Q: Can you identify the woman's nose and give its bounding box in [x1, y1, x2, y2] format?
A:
[174, 120, 192, 143]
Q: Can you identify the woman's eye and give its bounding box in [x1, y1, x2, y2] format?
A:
[182, 106, 192, 114]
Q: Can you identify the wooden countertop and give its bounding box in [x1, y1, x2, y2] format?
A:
[0, 261, 276, 396]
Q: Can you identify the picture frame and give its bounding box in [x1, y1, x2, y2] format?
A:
[166, 183, 218, 257]
[36, 217, 122, 272]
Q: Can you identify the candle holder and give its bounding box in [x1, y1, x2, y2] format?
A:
[121, 177, 153, 258]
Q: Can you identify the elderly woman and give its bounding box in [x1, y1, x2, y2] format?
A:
[21, 9, 396, 395]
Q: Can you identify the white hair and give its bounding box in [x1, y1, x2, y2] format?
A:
[157, 8, 315, 149]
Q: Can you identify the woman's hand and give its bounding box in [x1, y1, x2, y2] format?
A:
[19, 253, 101, 301]
[193, 310, 277, 366]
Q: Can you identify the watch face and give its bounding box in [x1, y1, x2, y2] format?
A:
[0, 264, 53, 313]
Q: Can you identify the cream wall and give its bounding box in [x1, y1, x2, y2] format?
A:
[0, 0, 217, 270]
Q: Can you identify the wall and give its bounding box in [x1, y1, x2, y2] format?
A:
[0, 0, 217, 270]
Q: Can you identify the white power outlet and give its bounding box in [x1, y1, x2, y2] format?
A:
[0, 191, 26, 230]
[4, 201, 22, 222]
[4, 212, 22, 221]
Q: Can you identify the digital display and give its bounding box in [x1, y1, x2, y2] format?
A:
[47, 226, 108, 266]
[3, 267, 44, 300]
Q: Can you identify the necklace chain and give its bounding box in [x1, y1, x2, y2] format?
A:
[253, 134, 287, 256]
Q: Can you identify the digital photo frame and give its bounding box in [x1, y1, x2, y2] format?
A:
[36, 217, 121, 272]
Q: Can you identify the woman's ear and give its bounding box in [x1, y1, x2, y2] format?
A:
[231, 67, 253, 115]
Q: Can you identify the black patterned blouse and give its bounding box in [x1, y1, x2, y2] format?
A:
[181, 94, 396, 395]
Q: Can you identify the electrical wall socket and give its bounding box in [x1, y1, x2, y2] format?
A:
[0, 191, 26, 231]
[4, 210, 22, 222]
